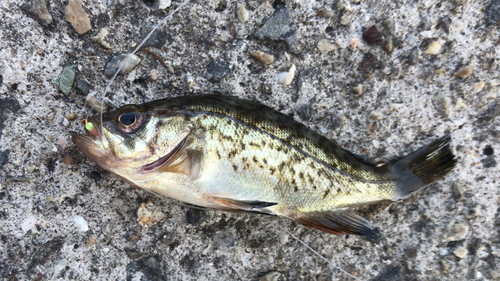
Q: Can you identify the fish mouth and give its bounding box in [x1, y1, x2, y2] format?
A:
[81, 116, 103, 142]
[71, 116, 110, 168]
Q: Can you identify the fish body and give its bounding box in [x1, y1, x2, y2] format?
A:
[72, 95, 456, 238]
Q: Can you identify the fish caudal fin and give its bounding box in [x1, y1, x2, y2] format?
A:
[390, 135, 457, 200]
[295, 211, 381, 242]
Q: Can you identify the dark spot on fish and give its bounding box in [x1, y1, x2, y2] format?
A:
[220, 133, 234, 142]
[240, 143, 246, 150]
[259, 164, 264, 169]
[228, 150, 237, 159]
[312, 185, 317, 190]
[307, 174, 314, 185]
[183, 115, 191, 122]
[249, 141, 260, 148]
[276, 146, 282, 152]
[294, 185, 299, 192]
[216, 150, 221, 159]
[278, 162, 286, 171]
[323, 189, 330, 198]
[261, 140, 266, 146]
[208, 124, 217, 131]
[270, 167, 276, 175]
[232, 164, 238, 171]
[299, 172, 304, 179]
[262, 158, 268, 164]
[252, 156, 258, 163]
[242, 156, 248, 163]
[291, 179, 296, 185]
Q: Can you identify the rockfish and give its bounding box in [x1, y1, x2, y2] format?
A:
[72, 95, 456, 239]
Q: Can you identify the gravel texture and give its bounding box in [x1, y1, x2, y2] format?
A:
[1, 0, 499, 280]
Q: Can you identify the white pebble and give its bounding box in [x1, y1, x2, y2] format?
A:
[474, 81, 484, 92]
[158, 0, 171, 9]
[455, 98, 467, 110]
[337, 0, 351, 10]
[424, 39, 444, 55]
[73, 215, 89, 232]
[444, 223, 469, 241]
[277, 64, 296, 85]
[439, 248, 449, 256]
[454, 246, 467, 258]
[251, 50, 274, 64]
[340, 12, 352, 26]
[335, 39, 347, 49]
[352, 84, 363, 96]
[237, 4, 249, 23]
[150, 69, 159, 80]
[62, 118, 70, 127]
[138, 202, 166, 227]
[350, 38, 359, 50]
[278, 229, 289, 244]
[53, 259, 68, 276]
[488, 79, 499, 87]
[21, 216, 37, 233]
[369, 110, 383, 120]
[93, 28, 112, 49]
[317, 39, 335, 54]
[102, 247, 110, 253]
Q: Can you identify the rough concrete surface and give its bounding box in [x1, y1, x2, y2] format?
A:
[0, 0, 499, 280]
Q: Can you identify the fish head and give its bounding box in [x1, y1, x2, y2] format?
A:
[72, 103, 194, 181]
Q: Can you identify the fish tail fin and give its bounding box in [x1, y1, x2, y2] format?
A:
[390, 135, 456, 200]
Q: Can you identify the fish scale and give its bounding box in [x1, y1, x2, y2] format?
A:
[193, 105, 395, 212]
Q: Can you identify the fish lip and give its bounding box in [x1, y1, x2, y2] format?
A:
[84, 116, 103, 142]
[71, 116, 107, 164]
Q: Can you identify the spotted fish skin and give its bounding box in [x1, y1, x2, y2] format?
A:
[72, 95, 456, 237]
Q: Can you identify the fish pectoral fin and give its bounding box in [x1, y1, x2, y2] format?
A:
[162, 150, 202, 181]
[208, 196, 278, 211]
[295, 211, 381, 242]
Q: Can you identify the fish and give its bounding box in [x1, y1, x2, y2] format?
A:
[72, 95, 456, 240]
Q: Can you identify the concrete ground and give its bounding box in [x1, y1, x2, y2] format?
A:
[0, 0, 499, 280]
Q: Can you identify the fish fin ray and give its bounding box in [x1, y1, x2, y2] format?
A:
[294, 211, 380, 241]
[391, 135, 457, 200]
[209, 196, 277, 211]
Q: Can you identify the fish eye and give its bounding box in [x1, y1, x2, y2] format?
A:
[119, 112, 137, 126]
[114, 107, 144, 134]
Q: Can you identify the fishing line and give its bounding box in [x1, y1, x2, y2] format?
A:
[275, 223, 360, 281]
[84, 0, 190, 128]
[80, 1, 189, 233]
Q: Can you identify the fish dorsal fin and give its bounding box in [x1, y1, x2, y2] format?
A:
[295, 211, 381, 241]
[207, 196, 278, 212]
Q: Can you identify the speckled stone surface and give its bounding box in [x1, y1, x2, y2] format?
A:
[0, 0, 499, 280]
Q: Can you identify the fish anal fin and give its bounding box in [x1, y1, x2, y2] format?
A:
[295, 211, 381, 242]
[208, 196, 278, 211]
